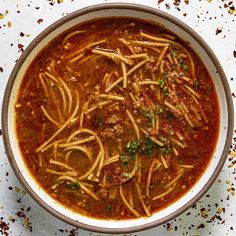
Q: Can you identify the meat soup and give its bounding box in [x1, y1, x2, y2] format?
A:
[15, 18, 219, 219]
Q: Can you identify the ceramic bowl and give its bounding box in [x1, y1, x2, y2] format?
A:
[2, 3, 234, 233]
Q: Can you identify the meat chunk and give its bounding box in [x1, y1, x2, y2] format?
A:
[106, 115, 120, 124]
[97, 189, 109, 199]
[101, 124, 124, 139]
[113, 124, 124, 135]
[101, 128, 114, 139]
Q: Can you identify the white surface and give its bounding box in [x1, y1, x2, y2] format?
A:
[0, 1, 236, 235]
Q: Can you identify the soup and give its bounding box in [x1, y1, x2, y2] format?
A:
[15, 18, 219, 219]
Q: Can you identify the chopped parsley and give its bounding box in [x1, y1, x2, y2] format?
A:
[157, 78, 165, 88]
[120, 135, 169, 164]
[123, 172, 132, 179]
[160, 146, 173, 154]
[157, 72, 168, 89]
[68, 182, 80, 191]
[164, 110, 176, 120]
[106, 204, 113, 212]
[156, 107, 164, 114]
[141, 136, 157, 155]
[140, 107, 155, 127]
[163, 87, 169, 96]
[126, 140, 140, 155]
[170, 49, 177, 57]
[94, 116, 104, 127]
[159, 135, 167, 142]
[120, 140, 139, 165]
[178, 59, 189, 72]
[193, 79, 200, 90]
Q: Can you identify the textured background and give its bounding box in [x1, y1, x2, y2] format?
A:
[0, 1, 236, 235]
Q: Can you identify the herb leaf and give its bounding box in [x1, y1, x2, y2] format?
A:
[178, 59, 189, 72]
[126, 141, 140, 155]
[68, 182, 80, 191]
[94, 116, 104, 127]
[156, 107, 164, 114]
[140, 108, 155, 127]
[141, 136, 157, 155]
[170, 49, 177, 57]
[120, 140, 139, 165]
[123, 172, 132, 179]
[160, 146, 173, 154]
[157, 73, 168, 89]
[106, 204, 113, 212]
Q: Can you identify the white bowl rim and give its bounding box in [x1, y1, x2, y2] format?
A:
[1, 3, 234, 234]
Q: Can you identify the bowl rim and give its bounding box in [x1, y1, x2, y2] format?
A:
[1, 3, 234, 234]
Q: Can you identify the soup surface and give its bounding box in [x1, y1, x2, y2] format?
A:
[15, 18, 219, 219]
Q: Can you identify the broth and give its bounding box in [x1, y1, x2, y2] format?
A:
[15, 18, 219, 219]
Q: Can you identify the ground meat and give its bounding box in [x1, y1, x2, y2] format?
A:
[132, 46, 143, 53]
[106, 115, 120, 124]
[113, 124, 124, 135]
[145, 61, 155, 71]
[101, 128, 115, 139]
[101, 124, 124, 139]
[112, 167, 123, 184]
[161, 124, 174, 135]
[97, 189, 109, 199]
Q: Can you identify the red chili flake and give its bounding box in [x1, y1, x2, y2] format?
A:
[69, 228, 78, 236]
[173, 0, 181, 6]
[18, 43, 24, 53]
[232, 92, 236, 98]
[183, 13, 187, 16]
[216, 27, 223, 35]
[16, 211, 25, 218]
[0, 67, 3, 73]
[165, 4, 170, 9]
[20, 32, 25, 37]
[37, 18, 43, 24]
[8, 186, 13, 190]
[184, 0, 189, 4]
[26, 207, 31, 212]
[197, 223, 205, 229]
[0, 220, 9, 236]
[157, 0, 164, 4]
[17, 198, 21, 203]
[233, 50, 236, 58]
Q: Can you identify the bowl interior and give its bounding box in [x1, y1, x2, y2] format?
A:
[4, 5, 233, 233]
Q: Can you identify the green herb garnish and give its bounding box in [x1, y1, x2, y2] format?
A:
[68, 182, 80, 191]
[94, 116, 104, 127]
[163, 87, 169, 96]
[156, 107, 164, 114]
[178, 59, 189, 72]
[106, 204, 113, 212]
[160, 146, 173, 154]
[123, 172, 132, 179]
[141, 136, 157, 155]
[159, 135, 167, 142]
[193, 79, 200, 89]
[157, 72, 168, 89]
[120, 140, 139, 165]
[126, 141, 140, 155]
[170, 49, 177, 57]
[140, 108, 155, 127]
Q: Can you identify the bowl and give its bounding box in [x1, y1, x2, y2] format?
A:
[1, 3, 234, 233]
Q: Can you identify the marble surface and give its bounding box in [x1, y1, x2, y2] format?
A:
[0, 1, 236, 235]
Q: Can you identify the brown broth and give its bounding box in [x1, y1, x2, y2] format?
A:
[15, 18, 219, 219]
